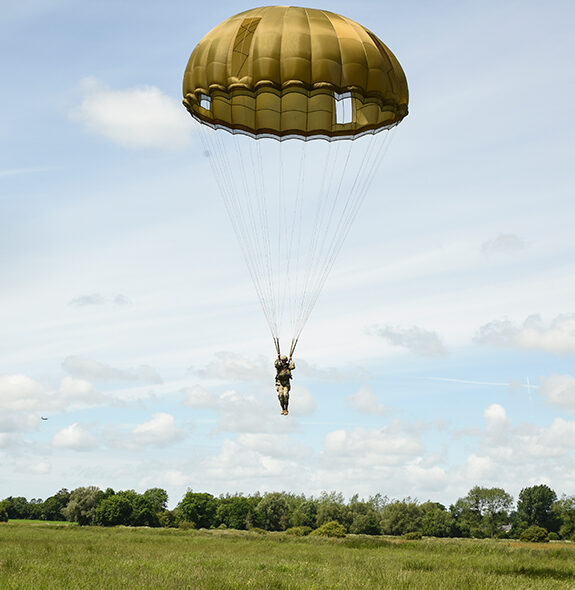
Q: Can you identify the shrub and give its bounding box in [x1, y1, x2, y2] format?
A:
[248, 527, 268, 535]
[403, 531, 422, 540]
[285, 526, 312, 536]
[548, 532, 560, 541]
[310, 521, 346, 538]
[520, 526, 549, 543]
[0, 507, 8, 522]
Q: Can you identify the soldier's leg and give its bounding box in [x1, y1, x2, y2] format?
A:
[282, 385, 290, 414]
[279, 384, 289, 414]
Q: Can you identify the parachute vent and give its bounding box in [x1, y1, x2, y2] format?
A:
[335, 92, 353, 125]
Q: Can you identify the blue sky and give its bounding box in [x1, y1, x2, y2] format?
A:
[2, 0, 575, 509]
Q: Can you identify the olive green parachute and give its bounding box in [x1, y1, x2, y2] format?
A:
[183, 7, 408, 357]
[183, 6, 408, 140]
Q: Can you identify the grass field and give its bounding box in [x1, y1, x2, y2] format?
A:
[1, 521, 575, 589]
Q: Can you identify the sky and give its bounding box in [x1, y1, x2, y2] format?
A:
[2, 0, 575, 509]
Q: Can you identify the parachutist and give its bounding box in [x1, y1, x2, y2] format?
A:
[275, 355, 295, 415]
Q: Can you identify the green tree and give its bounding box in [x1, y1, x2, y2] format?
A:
[316, 492, 351, 530]
[420, 502, 454, 537]
[62, 486, 103, 525]
[28, 498, 44, 520]
[289, 498, 318, 528]
[553, 495, 575, 539]
[216, 495, 251, 530]
[94, 494, 133, 526]
[257, 492, 290, 531]
[130, 494, 160, 527]
[517, 485, 559, 532]
[454, 486, 513, 538]
[0, 504, 8, 522]
[2, 497, 31, 519]
[178, 491, 218, 528]
[142, 488, 168, 514]
[348, 496, 381, 535]
[41, 489, 70, 521]
[380, 499, 422, 536]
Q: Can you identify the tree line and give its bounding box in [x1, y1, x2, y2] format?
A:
[1, 484, 574, 541]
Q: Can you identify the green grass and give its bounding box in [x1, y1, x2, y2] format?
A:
[1, 522, 575, 589]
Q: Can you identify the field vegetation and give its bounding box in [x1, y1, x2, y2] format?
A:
[1, 520, 575, 589]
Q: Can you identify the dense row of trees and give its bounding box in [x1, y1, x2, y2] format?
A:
[2, 484, 575, 540]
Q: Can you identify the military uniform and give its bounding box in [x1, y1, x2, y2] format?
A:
[275, 356, 295, 415]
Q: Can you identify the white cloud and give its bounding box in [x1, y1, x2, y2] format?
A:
[323, 427, 423, 466]
[373, 325, 447, 356]
[183, 383, 298, 434]
[132, 413, 187, 448]
[346, 388, 388, 416]
[474, 314, 575, 353]
[464, 454, 497, 480]
[182, 385, 218, 409]
[59, 376, 98, 400]
[481, 233, 525, 253]
[62, 356, 162, 384]
[195, 352, 272, 382]
[539, 374, 575, 411]
[0, 374, 46, 411]
[52, 423, 98, 451]
[73, 78, 193, 149]
[162, 470, 189, 486]
[288, 385, 316, 416]
[205, 438, 304, 484]
[69, 293, 132, 307]
[483, 403, 510, 430]
[29, 462, 51, 474]
[0, 413, 39, 433]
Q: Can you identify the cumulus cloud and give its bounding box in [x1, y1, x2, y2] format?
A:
[182, 385, 218, 409]
[59, 376, 98, 400]
[483, 403, 511, 441]
[463, 454, 497, 480]
[0, 374, 46, 411]
[474, 314, 575, 353]
[205, 437, 307, 484]
[69, 293, 132, 307]
[373, 325, 447, 356]
[481, 233, 525, 253]
[183, 380, 314, 432]
[62, 356, 162, 384]
[324, 426, 423, 466]
[346, 388, 388, 416]
[132, 413, 187, 448]
[194, 352, 272, 382]
[0, 374, 55, 434]
[73, 78, 193, 149]
[52, 423, 98, 451]
[539, 375, 575, 411]
[29, 462, 51, 474]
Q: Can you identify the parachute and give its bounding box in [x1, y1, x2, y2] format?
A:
[183, 6, 408, 356]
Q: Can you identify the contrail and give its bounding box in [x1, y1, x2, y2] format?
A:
[428, 377, 509, 387]
[428, 377, 539, 389]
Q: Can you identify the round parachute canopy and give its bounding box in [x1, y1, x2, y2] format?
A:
[183, 5, 408, 140]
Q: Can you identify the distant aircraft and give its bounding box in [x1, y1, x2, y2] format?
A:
[41, 417, 48, 420]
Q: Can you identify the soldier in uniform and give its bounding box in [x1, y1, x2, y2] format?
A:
[275, 355, 295, 415]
